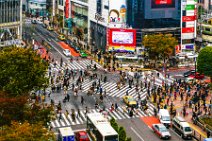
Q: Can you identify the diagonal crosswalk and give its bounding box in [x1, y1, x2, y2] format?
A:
[50, 102, 156, 129]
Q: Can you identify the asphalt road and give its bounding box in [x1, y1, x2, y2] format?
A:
[117, 118, 185, 141]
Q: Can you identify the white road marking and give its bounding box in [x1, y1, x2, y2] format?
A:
[130, 127, 145, 141]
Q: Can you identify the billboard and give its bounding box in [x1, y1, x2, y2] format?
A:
[107, 28, 136, 52]
[182, 16, 196, 22]
[151, 0, 175, 8]
[65, 0, 69, 18]
[109, 0, 126, 25]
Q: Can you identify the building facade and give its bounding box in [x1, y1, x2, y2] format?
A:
[0, 0, 22, 47]
[28, 0, 47, 17]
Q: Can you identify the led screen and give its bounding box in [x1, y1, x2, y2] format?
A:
[107, 28, 136, 52]
[112, 31, 133, 44]
[151, 0, 175, 8]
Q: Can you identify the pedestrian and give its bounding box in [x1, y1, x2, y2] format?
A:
[81, 96, 84, 105]
[129, 109, 133, 118]
[59, 111, 62, 121]
[115, 103, 118, 111]
[85, 106, 88, 115]
[67, 94, 70, 102]
[77, 108, 81, 118]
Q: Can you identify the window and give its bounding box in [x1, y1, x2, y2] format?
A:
[104, 5, 109, 9]
[96, 0, 102, 15]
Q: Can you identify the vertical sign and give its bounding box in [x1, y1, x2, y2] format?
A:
[65, 0, 69, 18]
[181, 0, 197, 52]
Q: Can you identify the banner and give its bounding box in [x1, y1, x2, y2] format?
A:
[65, 0, 69, 18]
[185, 4, 195, 10]
[182, 16, 196, 22]
[182, 27, 194, 33]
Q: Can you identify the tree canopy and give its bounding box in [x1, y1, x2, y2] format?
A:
[142, 34, 178, 61]
[0, 47, 48, 96]
[197, 46, 212, 82]
[0, 121, 55, 141]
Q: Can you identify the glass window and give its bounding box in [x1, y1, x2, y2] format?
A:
[96, 0, 102, 15]
[184, 127, 192, 132]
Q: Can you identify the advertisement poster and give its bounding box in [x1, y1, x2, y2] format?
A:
[109, 0, 126, 24]
[107, 28, 136, 52]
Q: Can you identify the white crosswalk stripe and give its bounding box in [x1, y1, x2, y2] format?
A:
[50, 106, 155, 128]
[49, 59, 102, 72]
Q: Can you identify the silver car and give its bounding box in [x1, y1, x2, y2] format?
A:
[152, 124, 171, 139]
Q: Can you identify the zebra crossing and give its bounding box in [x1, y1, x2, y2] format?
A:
[50, 59, 102, 72]
[50, 102, 156, 128]
[76, 79, 147, 100]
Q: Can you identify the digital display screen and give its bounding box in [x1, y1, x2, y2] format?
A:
[151, 0, 175, 8]
[108, 28, 136, 46]
[112, 31, 133, 44]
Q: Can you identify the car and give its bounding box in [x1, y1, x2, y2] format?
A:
[152, 124, 171, 139]
[75, 131, 90, 141]
[80, 50, 88, 58]
[58, 34, 66, 40]
[47, 26, 53, 31]
[123, 96, 137, 107]
[63, 49, 71, 57]
[189, 72, 204, 79]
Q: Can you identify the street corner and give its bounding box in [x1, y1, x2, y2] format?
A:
[140, 116, 160, 129]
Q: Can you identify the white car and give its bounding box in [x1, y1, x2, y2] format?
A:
[63, 49, 71, 57]
[152, 124, 171, 139]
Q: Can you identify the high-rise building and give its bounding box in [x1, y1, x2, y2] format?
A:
[28, 0, 47, 17]
[0, 0, 22, 47]
[127, 0, 181, 47]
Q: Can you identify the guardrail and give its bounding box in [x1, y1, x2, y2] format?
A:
[192, 118, 212, 141]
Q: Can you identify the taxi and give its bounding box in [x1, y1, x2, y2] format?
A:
[58, 34, 66, 41]
[123, 95, 137, 107]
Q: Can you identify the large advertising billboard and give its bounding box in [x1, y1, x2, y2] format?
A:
[109, 0, 126, 27]
[151, 0, 175, 8]
[107, 28, 136, 52]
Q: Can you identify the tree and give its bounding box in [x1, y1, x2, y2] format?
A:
[197, 46, 212, 83]
[0, 121, 55, 141]
[0, 91, 27, 126]
[0, 47, 49, 96]
[118, 126, 127, 141]
[110, 117, 119, 132]
[142, 34, 178, 68]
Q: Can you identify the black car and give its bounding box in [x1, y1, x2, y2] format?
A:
[183, 70, 195, 77]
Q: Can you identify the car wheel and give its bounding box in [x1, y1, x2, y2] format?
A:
[159, 135, 162, 139]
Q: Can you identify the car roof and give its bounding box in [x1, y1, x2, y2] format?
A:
[78, 131, 87, 135]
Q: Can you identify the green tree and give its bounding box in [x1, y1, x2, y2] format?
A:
[118, 126, 127, 141]
[0, 47, 48, 96]
[0, 121, 55, 141]
[126, 137, 132, 141]
[110, 117, 119, 132]
[197, 46, 212, 83]
[142, 34, 178, 68]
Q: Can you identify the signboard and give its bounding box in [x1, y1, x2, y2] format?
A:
[65, 0, 69, 18]
[151, 0, 175, 8]
[182, 16, 196, 22]
[181, 33, 195, 39]
[107, 28, 136, 52]
[109, 0, 127, 24]
[182, 27, 194, 33]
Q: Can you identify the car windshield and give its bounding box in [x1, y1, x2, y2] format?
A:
[162, 116, 170, 121]
[160, 126, 167, 132]
[184, 127, 192, 132]
[65, 50, 69, 53]
[128, 98, 135, 101]
[80, 135, 88, 139]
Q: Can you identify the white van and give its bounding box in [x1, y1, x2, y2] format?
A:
[172, 116, 193, 139]
[158, 109, 171, 128]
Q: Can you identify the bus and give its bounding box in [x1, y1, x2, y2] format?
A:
[86, 113, 119, 141]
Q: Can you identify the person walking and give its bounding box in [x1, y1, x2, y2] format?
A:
[115, 103, 118, 111]
[81, 96, 84, 105]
